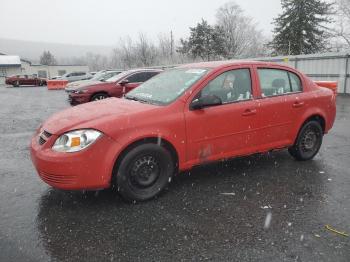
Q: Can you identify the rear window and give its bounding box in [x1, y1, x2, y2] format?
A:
[258, 69, 302, 97]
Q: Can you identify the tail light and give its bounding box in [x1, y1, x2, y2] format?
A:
[314, 81, 338, 96]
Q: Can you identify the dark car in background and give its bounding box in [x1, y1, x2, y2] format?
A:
[5, 74, 47, 87]
[65, 70, 123, 90]
[66, 68, 162, 105]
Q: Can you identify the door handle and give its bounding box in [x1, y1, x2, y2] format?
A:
[242, 108, 257, 116]
[293, 101, 304, 108]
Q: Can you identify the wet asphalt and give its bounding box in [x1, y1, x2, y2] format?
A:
[0, 85, 349, 262]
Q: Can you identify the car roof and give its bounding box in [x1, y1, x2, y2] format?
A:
[178, 60, 292, 70]
[125, 68, 163, 73]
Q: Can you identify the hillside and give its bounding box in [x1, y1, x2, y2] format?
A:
[0, 38, 113, 63]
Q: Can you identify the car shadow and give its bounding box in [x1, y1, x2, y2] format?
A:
[5, 85, 45, 88]
[35, 150, 330, 261]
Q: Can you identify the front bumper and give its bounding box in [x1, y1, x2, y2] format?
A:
[30, 131, 121, 190]
[67, 93, 91, 105]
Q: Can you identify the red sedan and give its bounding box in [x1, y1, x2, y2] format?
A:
[65, 69, 162, 105]
[30, 61, 336, 202]
[6, 74, 47, 87]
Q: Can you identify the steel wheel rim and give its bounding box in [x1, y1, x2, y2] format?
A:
[129, 155, 160, 189]
[94, 95, 106, 101]
[301, 126, 320, 153]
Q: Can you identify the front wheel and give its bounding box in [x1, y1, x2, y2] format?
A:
[288, 120, 323, 161]
[116, 143, 174, 202]
[13, 80, 20, 87]
[91, 93, 108, 101]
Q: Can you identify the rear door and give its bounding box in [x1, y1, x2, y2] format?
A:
[253, 66, 306, 149]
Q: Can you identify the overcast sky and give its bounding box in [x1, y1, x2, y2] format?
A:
[1, 0, 283, 46]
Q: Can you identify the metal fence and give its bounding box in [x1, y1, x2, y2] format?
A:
[253, 52, 350, 94]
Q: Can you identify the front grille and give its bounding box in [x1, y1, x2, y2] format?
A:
[38, 130, 52, 145]
[39, 171, 77, 185]
[38, 136, 46, 145]
[42, 130, 52, 138]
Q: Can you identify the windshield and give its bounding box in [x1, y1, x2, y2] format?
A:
[106, 71, 132, 82]
[90, 71, 106, 81]
[125, 68, 209, 105]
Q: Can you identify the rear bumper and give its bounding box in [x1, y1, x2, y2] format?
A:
[30, 132, 121, 190]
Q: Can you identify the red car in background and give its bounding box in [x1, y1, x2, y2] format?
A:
[65, 69, 163, 105]
[6, 74, 47, 87]
[31, 61, 336, 202]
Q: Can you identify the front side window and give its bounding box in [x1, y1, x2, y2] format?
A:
[200, 69, 252, 104]
[126, 72, 158, 83]
[125, 73, 143, 83]
[258, 69, 302, 97]
[125, 68, 209, 105]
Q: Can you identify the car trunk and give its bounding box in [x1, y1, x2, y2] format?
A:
[314, 81, 338, 95]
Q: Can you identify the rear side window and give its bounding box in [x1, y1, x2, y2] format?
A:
[258, 69, 302, 97]
[289, 72, 302, 92]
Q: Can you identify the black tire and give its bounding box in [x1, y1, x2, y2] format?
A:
[288, 120, 323, 161]
[13, 80, 20, 87]
[116, 143, 174, 202]
[91, 93, 108, 101]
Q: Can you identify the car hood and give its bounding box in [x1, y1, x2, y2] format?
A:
[65, 80, 101, 91]
[42, 98, 159, 136]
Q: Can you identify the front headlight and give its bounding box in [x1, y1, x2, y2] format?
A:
[74, 90, 86, 94]
[52, 129, 102, 153]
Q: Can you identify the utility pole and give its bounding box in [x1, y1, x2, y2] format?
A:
[288, 41, 291, 56]
[170, 30, 174, 59]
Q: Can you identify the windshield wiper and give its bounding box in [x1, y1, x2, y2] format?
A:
[125, 96, 149, 104]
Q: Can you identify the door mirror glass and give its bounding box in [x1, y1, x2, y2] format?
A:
[190, 95, 222, 110]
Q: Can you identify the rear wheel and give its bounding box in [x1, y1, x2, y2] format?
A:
[116, 143, 174, 202]
[288, 121, 323, 161]
[91, 93, 108, 101]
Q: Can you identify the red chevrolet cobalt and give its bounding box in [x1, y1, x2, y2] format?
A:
[31, 61, 336, 202]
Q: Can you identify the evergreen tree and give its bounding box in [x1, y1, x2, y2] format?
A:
[178, 19, 226, 61]
[271, 0, 333, 55]
[40, 51, 57, 65]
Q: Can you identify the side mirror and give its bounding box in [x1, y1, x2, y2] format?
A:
[119, 79, 129, 86]
[190, 95, 222, 110]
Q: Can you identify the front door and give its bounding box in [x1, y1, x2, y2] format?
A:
[185, 68, 259, 165]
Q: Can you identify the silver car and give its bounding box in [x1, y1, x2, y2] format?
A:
[54, 72, 93, 82]
[65, 70, 123, 90]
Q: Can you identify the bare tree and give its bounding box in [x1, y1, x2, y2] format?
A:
[216, 1, 268, 58]
[117, 36, 137, 69]
[135, 33, 158, 67]
[158, 32, 175, 64]
[334, 0, 350, 48]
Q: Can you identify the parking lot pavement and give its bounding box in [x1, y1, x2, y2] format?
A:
[0, 85, 349, 262]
